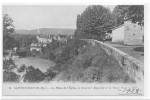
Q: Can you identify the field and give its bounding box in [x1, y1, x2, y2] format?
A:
[13, 57, 55, 72]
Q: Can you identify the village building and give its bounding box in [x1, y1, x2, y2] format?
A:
[105, 18, 144, 45]
[124, 19, 144, 45]
[36, 34, 52, 43]
[30, 43, 47, 52]
[57, 34, 67, 43]
[30, 34, 68, 52]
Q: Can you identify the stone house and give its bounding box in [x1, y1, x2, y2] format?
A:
[30, 43, 47, 52]
[124, 19, 144, 45]
[36, 34, 52, 43]
[107, 19, 144, 45]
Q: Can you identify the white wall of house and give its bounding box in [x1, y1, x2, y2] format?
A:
[112, 25, 124, 43]
[30, 47, 41, 51]
[36, 36, 52, 43]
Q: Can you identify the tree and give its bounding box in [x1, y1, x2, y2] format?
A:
[112, 5, 144, 26]
[112, 5, 129, 26]
[11, 34, 38, 48]
[76, 5, 114, 39]
[128, 5, 144, 23]
[3, 14, 15, 50]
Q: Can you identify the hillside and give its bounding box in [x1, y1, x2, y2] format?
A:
[45, 39, 135, 83]
[3, 38, 135, 83]
[15, 28, 75, 35]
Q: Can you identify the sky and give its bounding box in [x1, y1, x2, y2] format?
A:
[3, 5, 115, 30]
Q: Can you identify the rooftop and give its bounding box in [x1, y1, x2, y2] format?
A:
[37, 34, 51, 38]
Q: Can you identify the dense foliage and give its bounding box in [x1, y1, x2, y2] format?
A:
[23, 66, 46, 82]
[75, 5, 144, 40]
[11, 34, 38, 48]
[112, 5, 130, 26]
[17, 64, 26, 73]
[53, 38, 87, 65]
[3, 71, 20, 82]
[45, 39, 134, 83]
[3, 59, 20, 82]
[112, 5, 144, 26]
[3, 14, 16, 50]
[75, 5, 114, 40]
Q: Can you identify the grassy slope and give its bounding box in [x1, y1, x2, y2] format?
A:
[52, 42, 135, 83]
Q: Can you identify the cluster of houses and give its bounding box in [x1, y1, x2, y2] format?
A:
[104, 16, 144, 46]
[4, 33, 72, 60]
[30, 34, 70, 52]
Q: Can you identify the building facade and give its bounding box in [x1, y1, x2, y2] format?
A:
[36, 34, 52, 43]
[30, 43, 47, 52]
[110, 20, 144, 45]
[124, 20, 144, 45]
[112, 25, 124, 43]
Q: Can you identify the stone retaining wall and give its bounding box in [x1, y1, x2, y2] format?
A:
[85, 39, 144, 83]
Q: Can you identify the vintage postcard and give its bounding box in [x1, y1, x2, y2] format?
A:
[2, 4, 144, 96]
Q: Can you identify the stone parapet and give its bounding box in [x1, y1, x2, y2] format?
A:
[84, 39, 144, 83]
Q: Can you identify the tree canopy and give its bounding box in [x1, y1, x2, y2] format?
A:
[75, 5, 144, 40]
[75, 5, 114, 39]
[3, 14, 15, 50]
[112, 5, 144, 26]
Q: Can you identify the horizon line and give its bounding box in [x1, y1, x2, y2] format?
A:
[15, 27, 76, 30]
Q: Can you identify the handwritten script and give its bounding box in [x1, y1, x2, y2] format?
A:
[118, 86, 142, 95]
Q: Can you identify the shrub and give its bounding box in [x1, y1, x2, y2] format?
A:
[134, 47, 144, 52]
[41, 46, 50, 59]
[3, 70, 20, 82]
[44, 76, 53, 82]
[23, 66, 45, 82]
[47, 40, 59, 51]
[3, 59, 16, 71]
[17, 64, 26, 73]
[59, 71, 71, 81]
[45, 68, 57, 79]
[82, 57, 93, 69]
[25, 46, 32, 57]
[107, 73, 118, 83]
[49, 52, 56, 61]
[53, 38, 88, 65]
[80, 45, 89, 54]
[3, 58, 19, 82]
[82, 66, 102, 82]
[91, 35, 100, 40]
[30, 50, 41, 57]
[3, 51, 9, 56]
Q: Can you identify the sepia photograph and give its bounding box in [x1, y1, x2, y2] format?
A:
[2, 4, 144, 96]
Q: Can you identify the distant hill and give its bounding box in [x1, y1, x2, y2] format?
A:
[15, 28, 75, 35]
